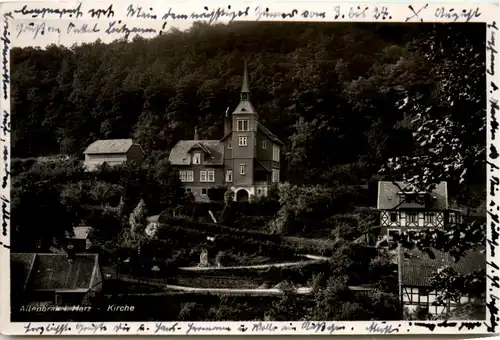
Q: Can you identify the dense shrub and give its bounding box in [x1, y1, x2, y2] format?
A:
[207, 187, 227, 202]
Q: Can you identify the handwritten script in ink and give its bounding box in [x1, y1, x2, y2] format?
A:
[75, 323, 107, 334]
[301, 321, 346, 334]
[486, 19, 500, 334]
[366, 321, 399, 334]
[1, 13, 12, 100]
[161, 5, 250, 24]
[24, 323, 71, 335]
[185, 323, 231, 335]
[154, 322, 181, 333]
[14, 4, 84, 19]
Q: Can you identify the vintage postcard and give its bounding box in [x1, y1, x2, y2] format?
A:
[0, 0, 499, 336]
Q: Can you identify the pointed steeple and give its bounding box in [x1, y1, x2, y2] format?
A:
[232, 58, 257, 115]
[240, 59, 250, 101]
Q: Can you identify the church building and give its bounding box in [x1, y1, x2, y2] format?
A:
[168, 61, 283, 202]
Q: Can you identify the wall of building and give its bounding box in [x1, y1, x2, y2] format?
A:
[232, 158, 254, 186]
[402, 286, 471, 316]
[254, 183, 269, 197]
[231, 131, 256, 159]
[223, 138, 233, 160]
[256, 132, 273, 161]
[179, 167, 225, 186]
[127, 144, 145, 164]
[84, 153, 127, 170]
[380, 211, 446, 228]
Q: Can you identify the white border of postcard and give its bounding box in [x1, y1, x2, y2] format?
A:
[0, 0, 499, 336]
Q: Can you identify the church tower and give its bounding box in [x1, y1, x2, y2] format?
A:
[231, 60, 258, 192]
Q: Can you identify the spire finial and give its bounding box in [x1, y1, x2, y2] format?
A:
[241, 58, 250, 100]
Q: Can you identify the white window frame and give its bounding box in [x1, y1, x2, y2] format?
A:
[238, 136, 248, 146]
[226, 170, 233, 182]
[200, 170, 207, 182]
[272, 169, 280, 183]
[179, 170, 187, 182]
[228, 141, 232, 149]
[180, 170, 194, 182]
[193, 152, 201, 164]
[207, 170, 215, 182]
[240, 164, 246, 175]
[262, 140, 267, 149]
[425, 212, 435, 223]
[408, 212, 418, 223]
[237, 119, 249, 131]
[273, 144, 280, 162]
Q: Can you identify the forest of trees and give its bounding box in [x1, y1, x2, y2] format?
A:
[11, 22, 484, 186]
[9, 22, 488, 320]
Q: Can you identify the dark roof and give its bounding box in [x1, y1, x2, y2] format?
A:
[11, 253, 36, 290]
[258, 124, 283, 145]
[377, 181, 448, 210]
[233, 100, 257, 114]
[187, 142, 212, 155]
[11, 253, 100, 291]
[254, 159, 271, 172]
[241, 59, 250, 93]
[398, 202, 425, 209]
[168, 140, 224, 165]
[400, 248, 485, 287]
[84, 139, 143, 154]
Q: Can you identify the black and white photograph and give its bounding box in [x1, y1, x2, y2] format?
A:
[1, 0, 499, 335]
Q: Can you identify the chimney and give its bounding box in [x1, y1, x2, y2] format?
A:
[224, 107, 231, 135]
[194, 126, 199, 141]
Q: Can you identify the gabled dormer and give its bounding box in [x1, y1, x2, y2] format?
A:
[397, 184, 439, 209]
[187, 142, 212, 165]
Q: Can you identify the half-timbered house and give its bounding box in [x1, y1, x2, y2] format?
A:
[399, 247, 485, 316]
[377, 181, 462, 241]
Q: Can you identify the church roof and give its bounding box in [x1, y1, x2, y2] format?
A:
[168, 140, 224, 166]
[233, 59, 256, 115]
[241, 59, 250, 94]
[232, 100, 257, 114]
[258, 124, 283, 145]
[254, 159, 271, 172]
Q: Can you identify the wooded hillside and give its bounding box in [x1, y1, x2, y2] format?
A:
[11, 22, 485, 186]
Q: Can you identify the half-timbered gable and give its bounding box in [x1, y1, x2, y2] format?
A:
[399, 248, 485, 316]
